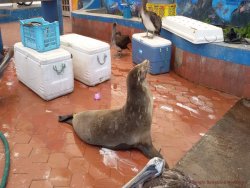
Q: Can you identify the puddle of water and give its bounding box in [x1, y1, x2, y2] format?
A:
[2, 124, 9, 129]
[99, 148, 118, 169]
[190, 96, 214, 114]
[0, 153, 4, 160]
[131, 167, 139, 172]
[154, 95, 168, 102]
[199, 105, 214, 113]
[176, 102, 198, 114]
[50, 176, 68, 182]
[154, 85, 166, 89]
[42, 170, 50, 179]
[198, 95, 210, 101]
[199, 133, 207, 137]
[3, 132, 9, 138]
[208, 114, 216, 120]
[99, 148, 138, 175]
[190, 96, 204, 106]
[14, 152, 20, 158]
[111, 90, 125, 97]
[6, 81, 13, 86]
[160, 105, 174, 112]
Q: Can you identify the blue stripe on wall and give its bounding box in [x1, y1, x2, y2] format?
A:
[161, 30, 250, 66]
[72, 12, 145, 29]
[72, 12, 250, 66]
[0, 8, 42, 23]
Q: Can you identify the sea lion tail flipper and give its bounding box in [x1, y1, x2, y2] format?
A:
[137, 144, 162, 158]
[58, 114, 73, 125]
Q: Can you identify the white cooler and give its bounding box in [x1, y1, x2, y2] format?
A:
[162, 16, 224, 44]
[60, 34, 111, 86]
[14, 42, 74, 101]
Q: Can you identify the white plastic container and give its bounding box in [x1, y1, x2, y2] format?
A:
[14, 42, 74, 101]
[60, 34, 111, 86]
[162, 16, 224, 44]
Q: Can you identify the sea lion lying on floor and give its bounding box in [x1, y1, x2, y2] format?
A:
[59, 60, 163, 161]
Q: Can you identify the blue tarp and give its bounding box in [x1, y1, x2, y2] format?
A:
[104, 0, 141, 16]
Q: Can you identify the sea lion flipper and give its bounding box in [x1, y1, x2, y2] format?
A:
[111, 143, 133, 150]
[58, 114, 73, 125]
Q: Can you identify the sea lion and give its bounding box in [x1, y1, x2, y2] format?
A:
[59, 60, 163, 159]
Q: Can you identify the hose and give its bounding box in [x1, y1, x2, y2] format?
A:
[0, 132, 10, 188]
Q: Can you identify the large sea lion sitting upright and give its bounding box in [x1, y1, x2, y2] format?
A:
[59, 60, 163, 159]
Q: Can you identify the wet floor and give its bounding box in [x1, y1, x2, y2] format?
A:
[0, 17, 239, 187]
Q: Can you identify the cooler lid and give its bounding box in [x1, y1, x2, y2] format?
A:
[14, 42, 71, 65]
[60, 34, 110, 55]
[132, 33, 172, 47]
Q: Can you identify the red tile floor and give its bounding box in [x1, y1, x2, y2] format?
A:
[0, 17, 239, 187]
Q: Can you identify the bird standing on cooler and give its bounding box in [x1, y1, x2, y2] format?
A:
[140, 0, 162, 39]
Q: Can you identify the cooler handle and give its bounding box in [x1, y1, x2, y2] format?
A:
[53, 63, 66, 75]
[97, 54, 107, 65]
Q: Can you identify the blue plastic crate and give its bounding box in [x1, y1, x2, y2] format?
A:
[20, 17, 60, 52]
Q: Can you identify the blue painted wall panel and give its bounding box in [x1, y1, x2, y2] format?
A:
[100, 0, 249, 26]
[176, 0, 250, 26]
[41, 0, 64, 34]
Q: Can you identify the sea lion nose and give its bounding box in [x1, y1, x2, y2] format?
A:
[141, 60, 149, 68]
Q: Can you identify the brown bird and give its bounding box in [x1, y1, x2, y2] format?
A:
[111, 23, 131, 57]
[143, 168, 200, 188]
[123, 157, 199, 188]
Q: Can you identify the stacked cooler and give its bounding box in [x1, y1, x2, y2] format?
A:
[60, 34, 111, 87]
[14, 18, 111, 100]
[14, 17, 74, 100]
